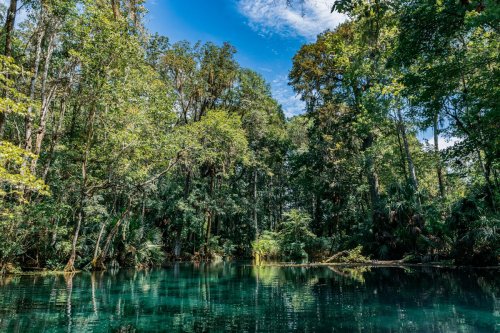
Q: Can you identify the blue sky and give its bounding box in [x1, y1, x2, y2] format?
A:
[144, 0, 345, 117]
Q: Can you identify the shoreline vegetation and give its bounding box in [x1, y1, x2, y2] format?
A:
[3, 264, 498, 278]
[3, 257, 499, 276]
[0, 0, 498, 275]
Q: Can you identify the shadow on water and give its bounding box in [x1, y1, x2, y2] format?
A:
[0, 262, 498, 332]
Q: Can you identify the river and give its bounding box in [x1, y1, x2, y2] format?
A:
[0, 262, 498, 332]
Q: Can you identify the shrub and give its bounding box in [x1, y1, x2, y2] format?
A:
[252, 231, 280, 259]
[252, 210, 317, 261]
[324, 245, 370, 263]
[279, 209, 316, 260]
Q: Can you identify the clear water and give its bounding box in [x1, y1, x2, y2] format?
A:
[0, 263, 498, 332]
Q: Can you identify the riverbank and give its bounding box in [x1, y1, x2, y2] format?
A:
[2, 259, 498, 276]
[1, 269, 78, 276]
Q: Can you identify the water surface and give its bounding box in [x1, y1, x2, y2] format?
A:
[0, 263, 498, 332]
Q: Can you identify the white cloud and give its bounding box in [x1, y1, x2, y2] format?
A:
[419, 133, 461, 151]
[238, 0, 346, 40]
[271, 75, 305, 117]
[436, 136, 461, 150]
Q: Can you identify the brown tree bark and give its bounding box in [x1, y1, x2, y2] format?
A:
[4, 0, 17, 58]
[0, 0, 18, 136]
[111, 0, 121, 20]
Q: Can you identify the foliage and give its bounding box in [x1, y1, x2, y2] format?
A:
[0, 0, 497, 273]
[252, 210, 316, 260]
[324, 246, 371, 264]
[252, 231, 281, 259]
[279, 209, 316, 259]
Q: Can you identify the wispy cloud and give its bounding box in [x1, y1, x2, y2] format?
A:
[238, 0, 346, 40]
[271, 75, 305, 118]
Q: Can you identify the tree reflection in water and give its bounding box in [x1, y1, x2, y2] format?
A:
[0, 263, 498, 332]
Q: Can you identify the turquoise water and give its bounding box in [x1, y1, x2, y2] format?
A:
[0, 263, 498, 332]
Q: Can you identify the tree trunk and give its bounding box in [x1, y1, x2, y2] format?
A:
[24, 20, 46, 156]
[4, 0, 16, 58]
[64, 210, 82, 272]
[314, 192, 322, 236]
[362, 133, 381, 215]
[174, 170, 191, 258]
[397, 109, 419, 192]
[477, 150, 496, 211]
[395, 121, 408, 182]
[253, 169, 258, 240]
[92, 222, 106, 262]
[111, 0, 121, 20]
[92, 208, 130, 271]
[204, 170, 215, 256]
[0, 0, 17, 136]
[42, 98, 67, 181]
[128, 0, 138, 27]
[31, 31, 57, 174]
[174, 229, 182, 258]
[433, 113, 445, 198]
[65, 106, 96, 270]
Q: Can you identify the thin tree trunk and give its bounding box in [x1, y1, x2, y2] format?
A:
[0, 0, 17, 136]
[42, 98, 67, 181]
[65, 106, 96, 271]
[50, 217, 58, 247]
[174, 170, 191, 258]
[129, 0, 138, 27]
[204, 170, 215, 256]
[397, 109, 419, 192]
[204, 206, 212, 252]
[477, 150, 496, 211]
[31, 30, 58, 173]
[93, 222, 106, 261]
[64, 210, 82, 272]
[362, 133, 381, 215]
[253, 169, 258, 240]
[278, 168, 283, 227]
[4, 0, 17, 58]
[111, 0, 121, 20]
[433, 113, 445, 198]
[24, 20, 46, 156]
[315, 192, 322, 235]
[92, 207, 130, 271]
[395, 121, 408, 182]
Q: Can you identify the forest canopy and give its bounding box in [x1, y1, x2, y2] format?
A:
[0, 0, 498, 274]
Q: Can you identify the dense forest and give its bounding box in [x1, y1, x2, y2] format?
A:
[0, 0, 498, 274]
